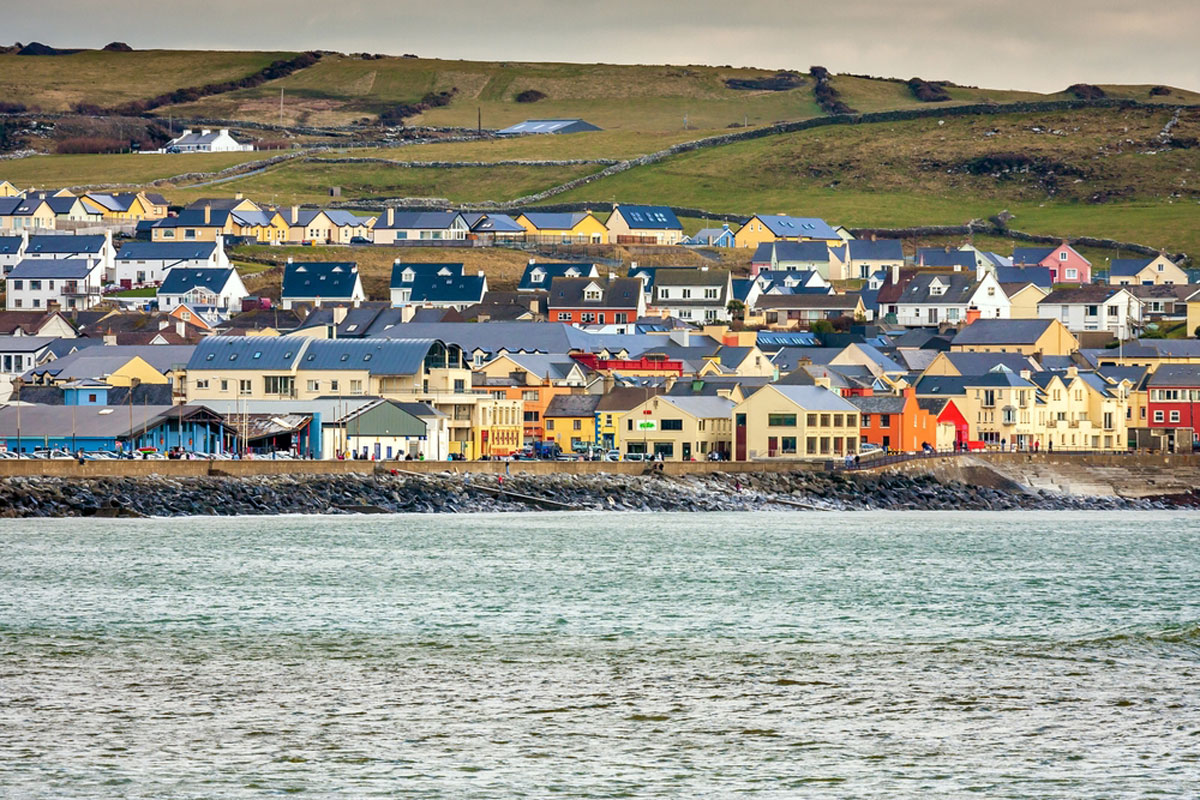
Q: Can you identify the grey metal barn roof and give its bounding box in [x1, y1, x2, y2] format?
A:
[496, 119, 602, 135]
[189, 336, 308, 371]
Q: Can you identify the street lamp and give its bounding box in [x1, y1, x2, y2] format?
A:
[127, 377, 141, 455]
[12, 377, 23, 457]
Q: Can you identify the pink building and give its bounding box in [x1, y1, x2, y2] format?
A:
[1012, 242, 1091, 284]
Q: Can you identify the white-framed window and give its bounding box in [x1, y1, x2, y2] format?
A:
[1059, 251, 1068, 261]
[1066, 269, 1078, 280]
[557, 312, 572, 321]
[1154, 410, 1164, 423]
[307, 380, 319, 392]
[1170, 410, 1181, 423]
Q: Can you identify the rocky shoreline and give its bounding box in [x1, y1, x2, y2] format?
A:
[0, 469, 1190, 518]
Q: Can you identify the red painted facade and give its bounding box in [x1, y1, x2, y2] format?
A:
[570, 352, 683, 376]
[549, 308, 636, 325]
[1031, 244, 1092, 284]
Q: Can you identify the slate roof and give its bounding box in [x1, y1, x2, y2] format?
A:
[951, 318, 1057, 346]
[654, 268, 728, 287]
[158, 268, 236, 295]
[916, 248, 976, 269]
[26, 234, 107, 255]
[7, 259, 96, 279]
[1108, 258, 1154, 278]
[0, 236, 23, 255]
[0, 335, 57, 353]
[898, 273, 980, 304]
[994, 266, 1053, 288]
[1040, 286, 1130, 304]
[0, 197, 47, 217]
[611, 204, 682, 231]
[754, 293, 861, 310]
[298, 338, 439, 374]
[690, 226, 734, 245]
[390, 262, 466, 285]
[26, 344, 194, 381]
[751, 215, 840, 240]
[378, 210, 467, 230]
[520, 212, 592, 230]
[548, 277, 642, 309]
[764, 384, 860, 411]
[626, 265, 694, 290]
[847, 239, 904, 260]
[153, 208, 233, 228]
[466, 213, 525, 233]
[848, 394, 908, 414]
[544, 393, 602, 417]
[116, 241, 219, 261]
[940, 352, 1039, 375]
[1011, 247, 1055, 265]
[282, 262, 360, 300]
[595, 386, 662, 412]
[399, 273, 487, 305]
[518, 262, 597, 291]
[1146, 364, 1200, 387]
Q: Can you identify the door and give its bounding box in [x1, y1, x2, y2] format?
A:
[735, 414, 747, 461]
[927, 308, 939, 324]
[768, 436, 778, 457]
[682, 442, 692, 461]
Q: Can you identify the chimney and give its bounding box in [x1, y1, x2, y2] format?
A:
[386, 207, 395, 227]
[332, 306, 348, 325]
[528, 258, 536, 266]
[891, 263, 900, 285]
[814, 376, 831, 390]
[201, 129, 211, 136]
[1019, 369, 1032, 381]
[220, 129, 229, 137]
[477, 270, 485, 278]
[176, 320, 186, 338]
[234, 192, 243, 200]
[286, 256, 293, 265]
[291, 205, 299, 224]
[203, 205, 211, 224]
[965, 306, 981, 324]
[608, 271, 616, 282]
[630, 260, 637, 270]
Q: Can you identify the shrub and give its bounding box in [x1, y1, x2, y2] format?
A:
[56, 136, 126, 154]
[0, 101, 28, 113]
[515, 89, 547, 103]
[102, 41, 133, 52]
[1149, 86, 1171, 97]
[1066, 83, 1106, 100]
[725, 72, 804, 92]
[810, 66, 856, 115]
[907, 77, 951, 102]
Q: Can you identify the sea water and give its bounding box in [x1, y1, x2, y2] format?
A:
[1, 511, 1198, 797]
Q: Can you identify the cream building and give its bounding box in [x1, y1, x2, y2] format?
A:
[731, 383, 860, 461]
[621, 394, 735, 461]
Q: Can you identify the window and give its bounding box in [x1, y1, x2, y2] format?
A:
[521, 390, 538, 401]
[806, 414, 817, 427]
[659, 289, 670, 300]
[546, 419, 555, 430]
[1107, 305, 1119, 316]
[1154, 410, 1164, 423]
[1065, 269, 1077, 280]
[704, 288, 719, 299]
[982, 390, 996, 408]
[580, 313, 596, 324]
[573, 419, 582, 431]
[1085, 305, 1098, 317]
[681, 289, 692, 299]
[557, 312, 572, 321]
[879, 414, 891, 428]
[307, 380, 320, 392]
[11, 280, 21, 290]
[330, 380, 339, 392]
[833, 414, 844, 427]
[220, 380, 229, 392]
[781, 436, 797, 454]
[768, 413, 797, 427]
[238, 379, 252, 396]
[194, 380, 209, 390]
[29, 280, 41, 290]
[1059, 251, 1068, 261]
[1170, 410, 1181, 423]
[661, 419, 683, 431]
[350, 380, 364, 395]
[454, 379, 465, 393]
[264, 376, 294, 396]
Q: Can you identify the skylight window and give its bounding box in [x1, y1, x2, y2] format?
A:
[253, 351, 262, 359]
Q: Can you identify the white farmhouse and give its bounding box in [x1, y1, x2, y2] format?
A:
[165, 128, 253, 153]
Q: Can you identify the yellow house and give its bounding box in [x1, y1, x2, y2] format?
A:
[232, 208, 290, 244]
[622, 393, 736, 461]
[604, 204, 683, 246]
[0, 197, 56, 231]
[81, 192, 162, 221]
[733, 214, 843, 249]
[1030, 368, 1128, 451]
[543, 393, 601, 450]
[0, 180, 21, 197]
[1109, 255, 1189, 286]
[1001, 282, 1051, 320]
[151, 206, 236, 242]
[730, 382, 861, 461]
[594, 386, 661, 451]
[30, 354, 170, 387]
[694, 345, 777, 379]
[515, 211, 607, 244]
[950, 318, 1078, 356]
[279, 208, 375, 245]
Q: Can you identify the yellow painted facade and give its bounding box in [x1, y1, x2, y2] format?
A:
[949, 319, 1078, 356]
[544, 413, 598, 449]
[0, 199, 56, 230]
[1004, 284, 1050, 320]
[0, 180, 21, 197]
[622, 395, 734, 461]
[515, 211, 608, 243]
[730, 383, 860, 461]
[733, 214, 842, 249]
[1109, 255, 1189, 286]
[234, 210, 290, 244]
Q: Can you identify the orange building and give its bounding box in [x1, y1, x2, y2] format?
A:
[850, 386, 940, 453]
[472, 353, 589, 443]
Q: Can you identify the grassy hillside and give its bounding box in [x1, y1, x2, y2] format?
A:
[0, 50, 297, 112]
[162, 161, 596, 206]
[0, 150, 268, 188]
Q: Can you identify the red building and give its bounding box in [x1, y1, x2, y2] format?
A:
[570, 352, 683, 377]
[547, 276, 645, 325]
[1147, 365, 1200, 449]
[919, 397, 970, 447]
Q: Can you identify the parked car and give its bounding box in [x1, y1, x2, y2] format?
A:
[623, 453, 645, 462]
[604, 449, 620, 462]
[350, 236, 371, 245]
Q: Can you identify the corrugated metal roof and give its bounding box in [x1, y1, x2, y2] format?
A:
[188, 336, 308, 371]
[299, 338, 438, 374]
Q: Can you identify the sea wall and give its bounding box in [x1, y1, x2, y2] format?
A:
[0, 463, 1183, 519]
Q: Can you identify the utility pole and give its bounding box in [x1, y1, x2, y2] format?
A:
[280, 88, 284, 128]
[477, 106, 481, 133]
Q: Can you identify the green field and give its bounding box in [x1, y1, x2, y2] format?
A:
[0, 150, 270, 189]
[318, 129, 718, 162]
[162, 161, 597, 206]
[0, 49, 297, 112]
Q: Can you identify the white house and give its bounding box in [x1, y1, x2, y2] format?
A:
[157, 267, 248, 313]
[651, 267, 733, 323]
[371, 210, 468, 245]
[894, 269, 1010, 326]
[5, 258, 106, 311]
[388, 262, 487, 310]
[0, 336, 56, 376]
[1038, 286, 1142, 340]
[113, 239, 229, 287]
[281, 261, 366, 310]
[23, 232, 115, 278]
[166, 129, 253, 153]
[0, 233, 26, 277]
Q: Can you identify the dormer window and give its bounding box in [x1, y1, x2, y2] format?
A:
[929, 281, 945, 297]
[402, 269, 414, 282]
[531, 269, 544, 283]
[584, 288, 602, 301]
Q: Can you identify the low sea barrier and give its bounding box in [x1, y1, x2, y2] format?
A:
[0, 467, 1182, 518]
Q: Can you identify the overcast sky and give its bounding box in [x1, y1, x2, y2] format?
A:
[10, 0, 1198, 93]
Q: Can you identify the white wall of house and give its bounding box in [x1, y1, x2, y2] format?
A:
[1038, 295, 1142, 340]
[5, 263, 105, 311]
